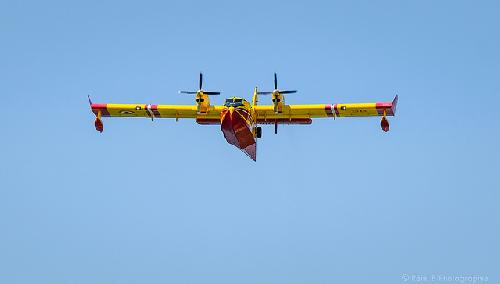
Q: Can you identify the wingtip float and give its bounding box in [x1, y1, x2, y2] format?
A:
[89, 73, 398, 161]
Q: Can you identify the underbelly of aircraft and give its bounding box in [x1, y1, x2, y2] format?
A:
[220, 108, 256, 161]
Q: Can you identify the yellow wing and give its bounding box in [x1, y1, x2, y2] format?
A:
[254, 96, 398, 122]
[90, 102, 225, 132]
[91, 103, 224, 120]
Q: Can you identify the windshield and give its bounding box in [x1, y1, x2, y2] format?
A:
[224, 98, 244, 107]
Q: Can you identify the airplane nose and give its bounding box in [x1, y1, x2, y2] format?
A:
[229, 106, 235, 115]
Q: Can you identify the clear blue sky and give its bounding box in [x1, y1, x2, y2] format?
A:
[1, 0, 499, 283]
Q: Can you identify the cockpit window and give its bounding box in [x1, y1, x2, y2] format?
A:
[224, 98, 244, 107]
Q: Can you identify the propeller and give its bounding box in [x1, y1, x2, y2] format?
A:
[179, 72, 221, 95]
[257, 73, 297, 95]
[255, 73, 297, 133]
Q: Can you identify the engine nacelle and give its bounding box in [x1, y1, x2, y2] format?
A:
[196, 93, 211, 114]
[272, 91, 284, 113]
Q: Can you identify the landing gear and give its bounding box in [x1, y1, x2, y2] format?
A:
[256, 127, 262, 138]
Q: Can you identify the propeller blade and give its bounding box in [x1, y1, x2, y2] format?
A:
[280, 90, 297, 94]
[179, 91, 198, 94]
[256, 91, 273, 95]
[274, 73, 278, 90]
[203, 91, 221, 95]
[199, 73, 203, 90]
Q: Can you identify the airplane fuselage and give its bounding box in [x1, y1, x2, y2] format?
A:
[220, 105, 256, 160]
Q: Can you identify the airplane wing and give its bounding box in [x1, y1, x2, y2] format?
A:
[91, 103, 224, 119]
[89, 101, 224, 132]
[254, 95, 398, 122]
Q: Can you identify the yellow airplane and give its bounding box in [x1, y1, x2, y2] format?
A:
[89, 73, 398, 161]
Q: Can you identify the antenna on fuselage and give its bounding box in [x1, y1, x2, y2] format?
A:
[252, 86, 258, 106]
